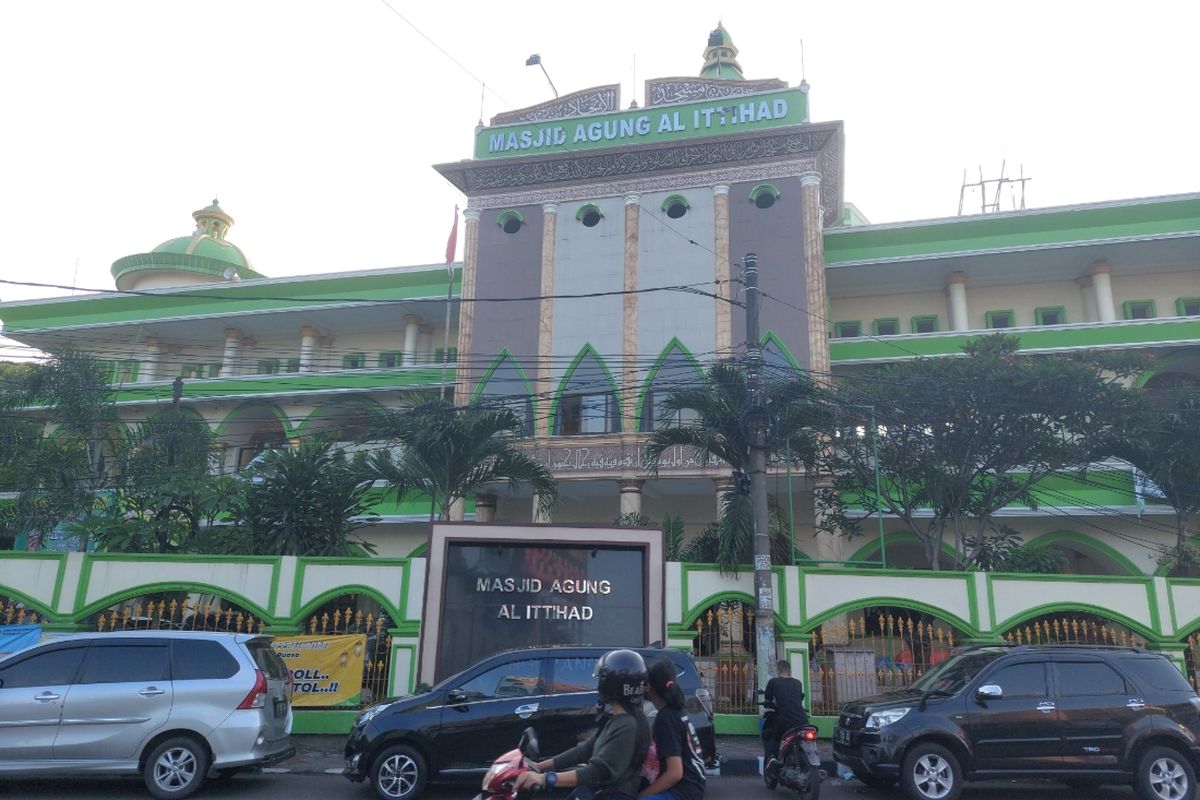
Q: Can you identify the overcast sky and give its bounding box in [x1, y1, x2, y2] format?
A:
[1, 0, 1197, 312]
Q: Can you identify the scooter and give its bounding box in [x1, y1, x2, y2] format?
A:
[475, 727, 541, 800]
[761, 700, 823, 799]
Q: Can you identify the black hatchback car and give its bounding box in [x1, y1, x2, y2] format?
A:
[834, 645, 1200, 800]
[343, 645, 716, 800]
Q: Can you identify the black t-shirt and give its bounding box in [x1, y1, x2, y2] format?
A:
[651, 707, 706, 800]
[764, 676, 807, 728]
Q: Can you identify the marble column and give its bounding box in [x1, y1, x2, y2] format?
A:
[536, 202, 559, 436]
[622, 193, 641, 431]
[712, 184, 733, 357]
[618, 479, 645, 517]
[946, 272, 970, 331]
[455, 208, 482, 404]
[403, 315, 421, 366]
[1076, 276, 1098, 322]
[475, 494, 498, 523]
[142, 337, 163, 383]
[800, 172, 830, 384]
[418, 324, 435, 363]
[712, 477, 734, 519]
[1089, 261, 1117, 322]
[299, 326, 317, 373]
[221, 328, 241, 377]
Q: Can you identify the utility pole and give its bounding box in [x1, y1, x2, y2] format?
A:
[742, 253, 777, 696]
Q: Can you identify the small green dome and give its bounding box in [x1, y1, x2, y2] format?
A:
[111, 199, 263, 290]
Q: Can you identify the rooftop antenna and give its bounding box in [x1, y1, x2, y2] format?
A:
[525, 53, 558, 98]
[630, 53, 638, 108]
[800, 39, 807, 82]
[958, 161, 1031, 215]
[478, 82, 486, 126]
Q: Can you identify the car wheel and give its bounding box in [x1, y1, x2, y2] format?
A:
[371, 744, 427, 800]
[901, 742, 962, 800]
[1136, 746, 1195, 800]
[143, 736, 210, 800]
[854, 768, 898, 789]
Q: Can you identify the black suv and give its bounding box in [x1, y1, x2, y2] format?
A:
[834, 645, 1200, 800]
[343, 645, 716, 800]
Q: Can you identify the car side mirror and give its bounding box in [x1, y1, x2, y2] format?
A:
[519, 727, 540, 759]
[975, 684, 1003, 701]
[446, 688, 467, 705]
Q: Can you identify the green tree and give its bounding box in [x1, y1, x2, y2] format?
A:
[227, 441, 378, 556]
[642, 360, 825, 574]
[0, 351, 120, 550]
[817, 334, 1140, 570]
[369, 393, 558, 521]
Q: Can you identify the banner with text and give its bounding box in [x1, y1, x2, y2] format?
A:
[272, 634, 367, 707]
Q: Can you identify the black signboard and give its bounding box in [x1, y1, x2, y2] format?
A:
[436, 542, 646, 680]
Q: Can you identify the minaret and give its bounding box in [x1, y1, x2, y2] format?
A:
[700, 23, 745, 80]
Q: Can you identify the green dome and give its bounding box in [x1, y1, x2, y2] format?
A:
[111, 199, 263, 290]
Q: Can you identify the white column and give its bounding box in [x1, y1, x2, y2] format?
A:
[946, 272, 970, 331]
[240, 337, 256, 374]
[1076, 276, 1098, 322]
[299, 326, 317, 373]
[418, 324, 435, 364]
[475, 494, 498, 523]
[403, 315, 421, 366]
[712, 477, 733, 518]
[1089, 262, 1117, 322]
[142, 337, 163, 383]
[618, 479, 644, 517]
[221, 328, 241, 377]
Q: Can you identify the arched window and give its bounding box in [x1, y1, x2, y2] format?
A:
[475, 351, 535, 436]
[748, 182, 781, 209]
[640, 343, 705, 431]
[496, 209, 524, 234]
[661, 194, 690, 220]
[555, 349, 621, 436]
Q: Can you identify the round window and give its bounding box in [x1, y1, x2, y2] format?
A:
[754, 192, 777, 209]
[666, 201, 687, 219]
[502, 217, 522, 234]
[581, 209, 602, 227]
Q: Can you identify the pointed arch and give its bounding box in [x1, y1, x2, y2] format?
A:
[1025, 530, 1142, 576]
[214, 401, 295, 438]
[760, 331, 800, 377]
[290, 584, 403, 632]
[549, 345, 623, 435]
[636, 338, 707, 431]
[471, 348, 535, 400]
[472, 349, 536, 435]
[848, 531, 956, 569]
[73, 582, 273, 626]
[993, 603, 1158, 643]
[294, 395, 388, 440]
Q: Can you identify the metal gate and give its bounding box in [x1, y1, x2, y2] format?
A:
[692, 600, 758, 714]
[1001, 613, 1144, 647]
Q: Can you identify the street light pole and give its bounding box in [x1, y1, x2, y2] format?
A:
[743, 253, 777, 696]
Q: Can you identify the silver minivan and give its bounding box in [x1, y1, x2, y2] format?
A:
[0, 631, 293, 798]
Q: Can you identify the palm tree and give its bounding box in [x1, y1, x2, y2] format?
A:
[642, 360, 826, 574]
[369, 393, 558, 521]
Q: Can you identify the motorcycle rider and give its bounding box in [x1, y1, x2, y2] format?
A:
[762, 659, 808, 768]
[515, 649, 651, 800]
[639, 657, 706, 800]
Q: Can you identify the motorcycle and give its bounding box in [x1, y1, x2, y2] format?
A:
[475, 727, 541, 800]
[761, 698, 823, 799]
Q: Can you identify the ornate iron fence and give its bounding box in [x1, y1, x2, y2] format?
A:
[1185, 633, 1200, 691]
[692, 600, 757, 714]
[0, 598, 42, 626]
[304, 603, 392, 706]
[1001, 614, 1145, 647]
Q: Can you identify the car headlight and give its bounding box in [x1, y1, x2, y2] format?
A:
[865, 707, 910, 730]
[355, 703, 389, 726]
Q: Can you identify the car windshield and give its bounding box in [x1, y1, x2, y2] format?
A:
[909, 650, 1005, 695]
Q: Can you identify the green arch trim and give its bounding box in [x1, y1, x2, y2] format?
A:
[293, 395, 389, 437]
[289, 584, 404, 632]
[992, 602, 1159, 643]
[407, 542, 429, 558]
[660, 194, 690, 213]
[547, 344, 624, 435]
[800, 597, 979, 638]
[1027, 530, 1143, 576]
[214, 401, 296, 438]
[680, 590, 786, 630]
[0, 585, 57, 622]
[1133, 348, 1200, 388]
[634, 338, 707, 430]
[760, 331, 801, 371]
[848, 531, 956, 566]
[748, 182, 782, 203]
[496, 209, 525, 229]
[73, 581, 273, 627]
[575, 203, 604, 222]
[471, 348, 536, 402]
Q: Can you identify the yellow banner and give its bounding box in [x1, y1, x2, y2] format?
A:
[272, 634, 366, 707]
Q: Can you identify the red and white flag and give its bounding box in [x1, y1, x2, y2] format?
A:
[445, 205, 459, 264]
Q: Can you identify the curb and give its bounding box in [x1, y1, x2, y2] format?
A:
[717, 755, 839, 778]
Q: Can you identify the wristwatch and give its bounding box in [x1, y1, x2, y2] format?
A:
[545, 771, 557, 788]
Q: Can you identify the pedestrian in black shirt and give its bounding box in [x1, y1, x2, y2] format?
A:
[639, 658, 706, 800]
[762, 659, 807, 764]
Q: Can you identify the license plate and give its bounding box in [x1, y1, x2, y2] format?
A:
[835, 728, 850, 745]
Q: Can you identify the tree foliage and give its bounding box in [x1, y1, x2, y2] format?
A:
[816, 334, 1141, 570]
[369, 393, 558, 521]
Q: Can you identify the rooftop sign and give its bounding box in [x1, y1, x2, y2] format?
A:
[473, 87, 808, 160]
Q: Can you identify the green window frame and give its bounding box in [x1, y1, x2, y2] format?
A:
[661, 194, 690, 219]
[833, 321, 863, 338]
[434, 347, 458, 364]
[872, 318, 901, 336]
[284, 358, 301, 373]
[1123, 299, 1157, 320]
[911, 315, 939, 334]
[96, 360, 116, 384]
[575, 204, 604, 227]
[1176, 298, 1200, 317]
[748, 182, 781, 209]
[115, 360, 139, 383]
[1035, 306, 1067, 326]
[496, 209, 524, 234]
[180, 363, 205, 379]
[256, 359, 280, 375]
[342, 353, 366, 369]
[378, 351, 403, 368]
[206, 363, 222, 378]
[986, 309, 1016, 329]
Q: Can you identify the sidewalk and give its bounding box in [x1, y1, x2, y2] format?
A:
[279, 734, 837, 778]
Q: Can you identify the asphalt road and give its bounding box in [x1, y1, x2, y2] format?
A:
[0, 771, 1145, 800]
